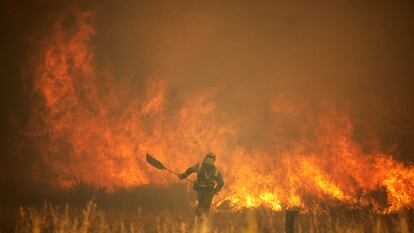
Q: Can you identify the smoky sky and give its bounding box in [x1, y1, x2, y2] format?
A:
[1, 0, 414, 192]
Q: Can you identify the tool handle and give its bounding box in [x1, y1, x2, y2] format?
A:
[165, 168, 194, 183]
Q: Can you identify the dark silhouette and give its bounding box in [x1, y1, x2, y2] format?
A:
[178, 152, 224, 217]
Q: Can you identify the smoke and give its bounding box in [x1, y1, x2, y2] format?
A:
[92, 0, 414, 153]
[1, 0, 414, 211]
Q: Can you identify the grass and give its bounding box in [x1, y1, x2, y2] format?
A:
[1, 183, 413, 233]
[4, 201, 412, 233]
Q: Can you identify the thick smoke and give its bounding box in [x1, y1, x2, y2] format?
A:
[1, 0, 414, 211]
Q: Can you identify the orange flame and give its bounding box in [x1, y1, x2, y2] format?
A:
[25, 8, 414, 214]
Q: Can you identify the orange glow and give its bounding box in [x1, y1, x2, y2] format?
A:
[26, 8, 414, 214]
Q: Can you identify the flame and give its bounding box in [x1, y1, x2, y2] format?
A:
[24, 8, 414, 214]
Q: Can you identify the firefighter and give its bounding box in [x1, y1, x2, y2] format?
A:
[178, 152, 224, 216]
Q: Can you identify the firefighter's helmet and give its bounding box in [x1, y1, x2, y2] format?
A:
[203, 152, 216, 165]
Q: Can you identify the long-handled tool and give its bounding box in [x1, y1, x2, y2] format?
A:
[146, 153, 194, 183]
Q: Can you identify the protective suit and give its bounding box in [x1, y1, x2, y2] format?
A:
[178, 152, 224, 216]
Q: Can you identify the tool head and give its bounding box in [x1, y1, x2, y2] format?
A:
[146, 153, 166, 170]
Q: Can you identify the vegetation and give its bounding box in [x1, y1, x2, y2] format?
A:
[0, 182, 412, 233]
[6, 202, 412, 233]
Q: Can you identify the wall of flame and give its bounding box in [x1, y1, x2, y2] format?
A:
[23, 7, 414, 214]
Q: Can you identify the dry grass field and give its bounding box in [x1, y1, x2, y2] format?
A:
[1, 184, 412, 233]
[5, 202, 412, 233]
